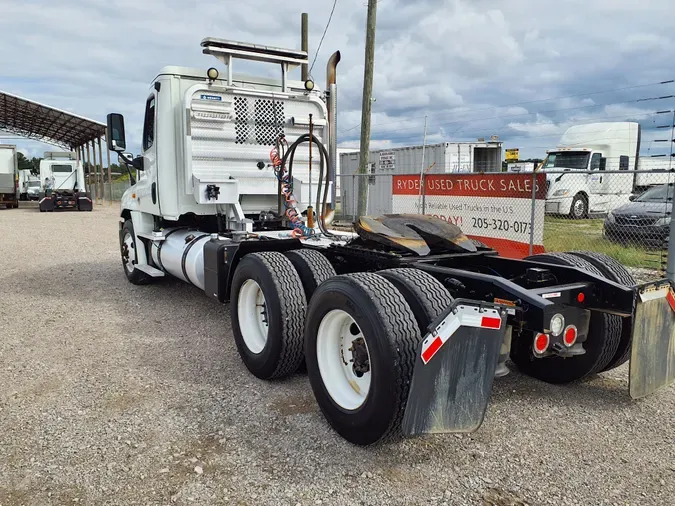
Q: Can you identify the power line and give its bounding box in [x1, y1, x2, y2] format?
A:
[309, 0, 339, 75]
[346, 95, 675, 139]
[338, 79, 675, 134]
[336, 110, 674, 149]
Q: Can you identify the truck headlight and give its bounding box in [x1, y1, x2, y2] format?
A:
[552, 189, 570, 197]
[654, 216, 671, 227]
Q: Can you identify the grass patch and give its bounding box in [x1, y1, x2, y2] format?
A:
[543, 216, 664, 270]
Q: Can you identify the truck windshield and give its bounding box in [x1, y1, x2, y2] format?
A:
[636, 184, 673, 202]
[27, 181, 40, 187]
[542, 152, 590, 170]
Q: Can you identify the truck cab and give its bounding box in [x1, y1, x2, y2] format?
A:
[542, 122, 639, 218]
[39, 152, 86, 193]
[19, 169, 41, 200]
[38, 151, 91, 212]
[108, 38, 332, 234]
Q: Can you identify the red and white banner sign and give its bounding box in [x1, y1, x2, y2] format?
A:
[392, 173, 547, 258]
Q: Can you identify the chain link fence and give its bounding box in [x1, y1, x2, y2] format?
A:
[334, 164, 674, 280]
[85, 181, 132, 203]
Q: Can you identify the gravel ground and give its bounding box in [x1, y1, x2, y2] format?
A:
[1, 203, 673, 506]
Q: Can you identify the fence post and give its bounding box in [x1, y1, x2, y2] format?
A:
[529, 170, 537, 256]
[421, 172, 426, 215]
[667, 194, 675, 283]
[352, 174, 357, 220]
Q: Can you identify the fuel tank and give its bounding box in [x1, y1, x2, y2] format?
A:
[150, 228, 212, 291]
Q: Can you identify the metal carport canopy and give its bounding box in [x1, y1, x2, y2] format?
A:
[0, 89, 106, 150]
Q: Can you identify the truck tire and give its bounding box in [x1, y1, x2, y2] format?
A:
[285, 249, 336, 301]
[567, 251, 636, 371]
[377, 268, 453, 335]
[570, 193, 588, 219]
[120, 220, 152, 285]
[285, 249, 337, 373]
[511, 252, 621, 383]
[304, 272, 419, 445]
[230, 252, 307, 380]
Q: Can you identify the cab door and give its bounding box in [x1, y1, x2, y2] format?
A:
[137, 93, 160, 215]
[588, 152, 608, 211]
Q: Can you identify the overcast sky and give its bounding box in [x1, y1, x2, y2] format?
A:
[1, 0, 673, 163]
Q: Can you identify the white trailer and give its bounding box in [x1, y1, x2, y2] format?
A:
[339, 141, 503, 217]
[106, 37, 675, 446]
[542, 122, 672, 218]
[0, 144, 19, 209]
[38, 151, 92, 212]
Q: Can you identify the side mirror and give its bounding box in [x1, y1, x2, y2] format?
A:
[629, 194, 636, 201]
[106, 113, 127, 152]
[599, 157, 607, 171]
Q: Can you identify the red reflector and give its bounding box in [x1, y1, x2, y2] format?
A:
[480, 316, 501, 329]
[563, 326, 578, 347]
[667, 289, 675, 314]
[534, 333, 549, 354]
[577, 292, 585, 303]
[421, 336, 443, 364]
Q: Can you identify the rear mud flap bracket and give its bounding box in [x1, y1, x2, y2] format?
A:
[402, 301, 508, 436]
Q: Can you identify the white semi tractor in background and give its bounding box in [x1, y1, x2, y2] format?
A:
[19, 169, 41, 201]
[106, 36, 675, 446]
[38, 151, 92, 212]
[0, 144, 19, 209]
[542, 122, 672, 218]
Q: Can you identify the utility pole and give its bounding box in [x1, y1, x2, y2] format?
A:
[356, 0, 377, 218]
[301, 13, 309, 81]
[665, 109, 675, 282]
[418, 115, 428, 213]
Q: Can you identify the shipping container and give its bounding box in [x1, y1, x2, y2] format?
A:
[338, 141, 503, 218]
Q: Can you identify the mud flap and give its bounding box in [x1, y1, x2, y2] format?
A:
[402, 301, 508, 436]
[629, 281, 675, 399]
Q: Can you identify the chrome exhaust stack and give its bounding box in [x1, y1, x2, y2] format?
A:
[326, 50, 341, 211]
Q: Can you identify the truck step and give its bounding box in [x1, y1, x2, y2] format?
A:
[135, 264, 165, 277]
[137, 231, 167, 241]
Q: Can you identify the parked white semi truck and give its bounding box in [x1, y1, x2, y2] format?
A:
[108, 37, 675, 446]
[542, 122, 671, 218]
[38, 151, 92, 212]
[19, 169, 41, 201]
[0, 144, 19, 209]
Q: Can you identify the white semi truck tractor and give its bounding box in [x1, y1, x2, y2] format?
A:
[108, 37, 675, 446]
[542, 122, 670, 218]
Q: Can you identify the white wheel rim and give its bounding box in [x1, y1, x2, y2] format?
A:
[238, 279, 268, 354]
[316, 309, 371, 410]
[574, 199, 585, 216]
[122, 231, 135, 273]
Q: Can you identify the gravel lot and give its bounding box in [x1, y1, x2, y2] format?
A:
[1, 203, 673, 506]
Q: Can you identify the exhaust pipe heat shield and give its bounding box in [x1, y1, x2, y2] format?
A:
[629, 281, 675, 399]
[402, 300, 508, 436]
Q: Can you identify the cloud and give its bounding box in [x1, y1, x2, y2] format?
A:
[0, 0, 673, 163]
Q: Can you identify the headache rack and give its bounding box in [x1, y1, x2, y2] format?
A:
[200, 37, 308, 92]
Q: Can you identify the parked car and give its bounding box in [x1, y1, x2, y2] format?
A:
[603, 183, 673, 248]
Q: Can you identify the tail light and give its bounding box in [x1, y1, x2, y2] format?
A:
[563, 325, 578, 347]
[533, 332, 549, 355]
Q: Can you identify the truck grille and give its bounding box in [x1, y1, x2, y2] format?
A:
[234, 97, 285, 146]
[614, 215, 659, 227]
